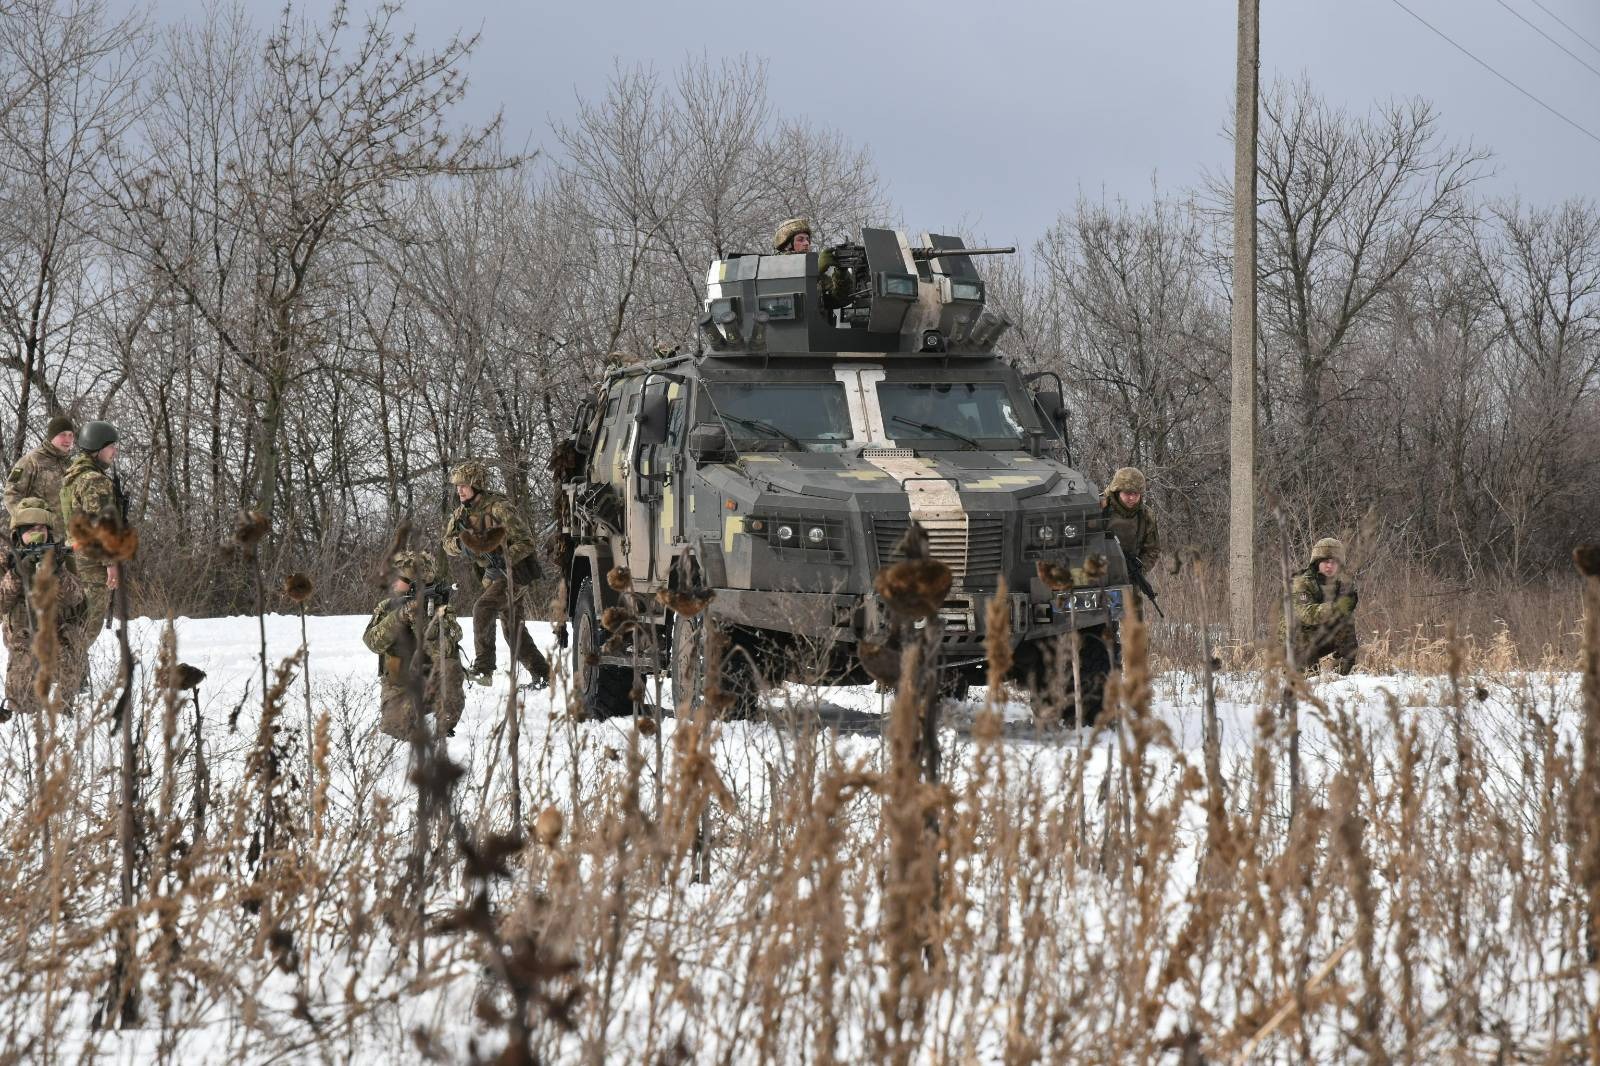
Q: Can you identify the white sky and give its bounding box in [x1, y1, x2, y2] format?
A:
[135, 0, 1600, 244]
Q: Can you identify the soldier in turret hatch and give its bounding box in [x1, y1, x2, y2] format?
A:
[773, 217, 850, 308]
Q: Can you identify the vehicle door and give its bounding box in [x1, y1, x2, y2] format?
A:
[625, 376, 685, 586]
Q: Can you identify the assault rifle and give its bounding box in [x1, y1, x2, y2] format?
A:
[1125, 553, 1165, 620]
[4, 542, 73, 638]
[397, 580, 455, 613]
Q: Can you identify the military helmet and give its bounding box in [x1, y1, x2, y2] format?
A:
[78, 420, 118, 454]
[10, 497, 54, 531]
[773, 217, 812, 252]
[392, 550, 436, 583]
[450, 460, 489, 490]
[1310, 537, 1346, 565]
[1106, 467, 1148, 495]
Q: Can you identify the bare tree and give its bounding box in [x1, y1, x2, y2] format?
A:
[0, 0, 146, 460]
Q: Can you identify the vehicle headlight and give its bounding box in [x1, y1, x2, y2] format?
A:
[1062, 523, 1079, 540]
[1037, 524, 1056, 543]
[777, 524, 795, 542]
[807, 526, 826, 544]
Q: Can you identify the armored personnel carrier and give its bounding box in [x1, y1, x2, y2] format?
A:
[555, 227, 1131, 719]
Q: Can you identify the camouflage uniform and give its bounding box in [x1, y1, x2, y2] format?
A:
[442, 461, 551, 683]
[362, 551, 466, 741]
[1100, 466, 1160, 565]
[4, 436, 72, 537]
[59, 448, 129, 634]
[773, 217, 849, 308]
[1291, 537, 1359, 674]
[0, 499, 88, 716]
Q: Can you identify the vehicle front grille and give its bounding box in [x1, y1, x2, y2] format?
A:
[872, 514, 1005, 589]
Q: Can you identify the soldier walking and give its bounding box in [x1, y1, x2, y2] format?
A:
[363, 550, 465, 740]
[1100, 466, 1161, 613]
[59, 421, 130, 633]
[0, 499, 87, 718]
[5, 416, 75, 535]
[442, 461, 551, 688]
[1291, 537, 1360, 674]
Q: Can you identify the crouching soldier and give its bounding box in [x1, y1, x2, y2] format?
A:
[0, 499, 87, 718]
[443, 461, 551, 688]
[1291, 537, 1360, 674]
[363, 551, 465, 741]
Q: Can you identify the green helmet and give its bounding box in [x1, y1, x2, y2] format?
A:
[450, 460, 489, 490]
[392, 550, 436, 583]
[10, 497, 54, 531]
[78, 420, 118, 454]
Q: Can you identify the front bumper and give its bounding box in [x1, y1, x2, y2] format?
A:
[709, 584, 1126, 653]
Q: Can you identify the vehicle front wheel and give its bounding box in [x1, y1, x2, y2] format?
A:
[670, 611, 761, 720]
[572, 576, 633, 719]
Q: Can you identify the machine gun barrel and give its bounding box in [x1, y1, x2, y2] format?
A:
[908, 245, 1017, 259]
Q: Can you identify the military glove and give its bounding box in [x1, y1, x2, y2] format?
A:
[1335, 595, 1356, 615]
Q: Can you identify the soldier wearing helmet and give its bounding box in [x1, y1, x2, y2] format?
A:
[1100, 466, 1160, 605]
[772, 217, 850, 309]
[442, 460, 551, 688]
[59, 420, 130, 634]
[363, 549, 466, 740]
[0, 497, 87, 719]
[1290, 537, 1359, 674]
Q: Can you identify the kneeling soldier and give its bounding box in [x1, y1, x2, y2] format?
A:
[363, 550, 465, 741]
[0, 499, 87, 718]
[1291, 537, 1360, 674]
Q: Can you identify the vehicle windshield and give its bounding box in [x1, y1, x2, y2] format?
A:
[707, 382, 854, 450]
[876, 382, 1026, 446]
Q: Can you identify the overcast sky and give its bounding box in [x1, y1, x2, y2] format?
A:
[139, 0, 1600, 244]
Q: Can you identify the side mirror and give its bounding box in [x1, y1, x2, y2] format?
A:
[1033, 389, 1068, 433]
[687, 423, 730, 461]
[637, 391, 669, 446]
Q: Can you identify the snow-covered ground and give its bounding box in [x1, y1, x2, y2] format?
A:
[1, 613, 1589, 1063]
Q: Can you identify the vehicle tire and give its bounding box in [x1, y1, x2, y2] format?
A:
[572, 576, 633, 719]
[1025, 629, 1112, 728]
[937, 671, 973, 703]
[671, 610, 761, 720]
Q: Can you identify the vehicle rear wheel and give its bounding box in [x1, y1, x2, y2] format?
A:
[572, 576, 633, 719]
[671, 611, 760, 720]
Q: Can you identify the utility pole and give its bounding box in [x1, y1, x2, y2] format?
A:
[1230, 0, 1259, 642]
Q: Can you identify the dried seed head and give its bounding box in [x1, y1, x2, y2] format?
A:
[283, 573, 314, 604]
[874, 558, 952, 621]
[1036, 559, 1074, 591]
[635, 715, 659, 736]
[460, 524, 506, 554]
[1081, 553, 1109, 582]
[158, 661, 207, 692]
[657, 587, 715, 616]
[600, 606, 632, 633]
[607, 566, 632, 591]
[69, 513, 140, 564]
[233, 510, 271, 549]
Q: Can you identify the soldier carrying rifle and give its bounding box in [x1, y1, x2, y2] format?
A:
[1100, 466, 1162, 618]
[0, 498, 87, 719]
[363, 550, 465, 741]
[443, 460, 551, 689]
